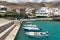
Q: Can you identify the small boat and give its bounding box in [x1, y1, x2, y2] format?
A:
[22, 27, 41, 32]
[26, 22, 33, 23]
[25, 31, 49, 38]
[23, 24, 36, 27]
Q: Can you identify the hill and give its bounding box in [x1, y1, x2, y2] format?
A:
[0, 1, 60, 9]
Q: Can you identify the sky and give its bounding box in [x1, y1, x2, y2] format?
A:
[0, 0, 60, 3]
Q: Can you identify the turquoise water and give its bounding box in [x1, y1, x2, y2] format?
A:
[15, 21, 60, 40]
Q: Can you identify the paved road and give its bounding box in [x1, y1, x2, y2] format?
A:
[0, 18, 10, 26]
[0, 22, 14, 33]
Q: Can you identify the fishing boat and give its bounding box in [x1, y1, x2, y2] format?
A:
[25, 31, 49, 38]
[23, 24, 36, 27]
[22, 26, 41, 32]
[26, 22, 33, 23]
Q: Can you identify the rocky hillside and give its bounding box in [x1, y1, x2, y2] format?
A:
[0, 1, 60, 9]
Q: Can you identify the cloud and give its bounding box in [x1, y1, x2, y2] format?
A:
[0, 0, 18, 3]
[7, 0, 19, 3]
[43, 0, 54, 2]
[0, 0, 60, 3]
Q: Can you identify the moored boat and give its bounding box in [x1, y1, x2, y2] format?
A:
[25, 31, 49, 38]
[26, 22, 33, 23]
[22, 27, 41, 32]
[23, 24, 36, 27]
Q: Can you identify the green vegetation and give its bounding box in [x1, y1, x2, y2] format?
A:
[0, 9, 36, 19]
[0, 12, 6, 13]
[5, 11, 17, 15]
[0, 11, 18, 19]
[19, 11, 25, 18]
[31, 9, 36, 16]
[5, 12, 20, 19]
[0, 11, 25, 19]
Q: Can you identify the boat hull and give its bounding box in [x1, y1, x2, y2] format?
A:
[24, 29, 40, 32]
[25, 32, 49, 38]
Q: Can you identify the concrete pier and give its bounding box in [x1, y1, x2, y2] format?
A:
[0, 18, 21, 40]
[5, 25, 20, 40]
[0, 24, 15, 40]
[5, 20, 21, 40]
[0, 18, 15, 40]
[0, 21, 14, 33]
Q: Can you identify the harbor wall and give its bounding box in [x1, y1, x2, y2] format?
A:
[21, 18, 53, 21]
[12, 20, 23, 40]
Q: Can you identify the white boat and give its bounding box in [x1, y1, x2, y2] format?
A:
[23, 24, 36, 27]
[25, 31, 49, 38]
[26, 22, 33, 23]
[22, 27, 41, 31]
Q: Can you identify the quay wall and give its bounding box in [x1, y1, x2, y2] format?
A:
[21, 18, 53, 21]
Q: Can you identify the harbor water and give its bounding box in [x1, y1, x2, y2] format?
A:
[15, 21, 60, 40]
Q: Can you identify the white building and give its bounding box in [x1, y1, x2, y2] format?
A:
[0, 5, 7, 12]
[35, 7, 50, 17]
[52, 8, 60, 15]
[0, 5, 7, 16]
[7, 7, 12, 12]
[25, 7, 35, 14]
[51, 8, 60, 20]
